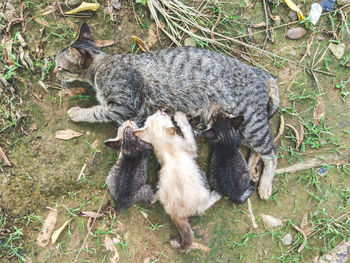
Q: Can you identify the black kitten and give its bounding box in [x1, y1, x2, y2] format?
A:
[105, 120, 154, 211]
[203, 114, 255, 204]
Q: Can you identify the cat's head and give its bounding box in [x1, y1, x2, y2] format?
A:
[202, 113, 244, 146]
[105, 120, 153, 157]
[54, 23, 101, 83]
[134, 109, 176, 144]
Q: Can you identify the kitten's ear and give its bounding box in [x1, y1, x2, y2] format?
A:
[202, 129, 216, 140]
[139, 140, 153, 151]
[230, 115, 244, 129]
[77, 23, 93, 42]
[166, 127, 176, 136]
[104, 138, 121, 150]
[69, 46, 83, 65]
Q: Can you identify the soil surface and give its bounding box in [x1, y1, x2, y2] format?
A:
[0, 0, 349, 262]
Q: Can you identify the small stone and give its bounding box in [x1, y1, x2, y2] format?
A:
[329, 42, 345, 59]
[68, 0, 82, 5]
[337, 0, 350, 5]
[288, 10, 298, 21]
[281, 233, 293, 246]
[111, 0, 122, 10]
[317, 35, 325, 41]
[290, 50, 297, 56]
[286, 27, 307, 40]
[184, 37, 197, 47]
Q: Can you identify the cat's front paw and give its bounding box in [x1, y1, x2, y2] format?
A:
[258, 177, 273, 200]
[174, 111, 188, 126]
[67, 106, 83, 122]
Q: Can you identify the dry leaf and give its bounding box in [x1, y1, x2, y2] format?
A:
[78, 211, 103, 218]
[33, 17, 49, 27]
[37, 207, 57, 247]
[261, 213, 283, 228]
[58, 87, 87, 97]
[104, 235, 120, 263]
[0, 146, 11, 167]
[95, 39, 116, 48]
[291, 223, 307, 253]
[131, 35, 149, 52]
[191, 242, 210, 252]
[146, 22, 164, 49]
[51, 218, 73, 244]
[313, 97, 325, 125]
[91, 140, 99, 150]
[300, 214, 313, 236]
[65, 2, 100, 14]
[55, 130, 83, 140]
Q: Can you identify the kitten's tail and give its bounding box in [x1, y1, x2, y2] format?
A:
[170, 216, 193, 252]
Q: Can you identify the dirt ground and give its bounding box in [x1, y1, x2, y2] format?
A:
[0, 0, 349, 262]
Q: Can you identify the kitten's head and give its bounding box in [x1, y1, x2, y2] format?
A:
[202, 113, 244, 146]
[54, 23, 101, 83]
[134, 110, 176, 144]
[105, 120, 153, 157]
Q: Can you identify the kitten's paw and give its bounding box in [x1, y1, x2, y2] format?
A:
[67, 106, 83, 122]
[174, 111, 188, 125]
[258, 177, 273, 200]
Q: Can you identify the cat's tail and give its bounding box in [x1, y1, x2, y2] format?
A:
[267, 77, 279, 119]
[170, 216, 193, 252]
[251, 67, 279, 118]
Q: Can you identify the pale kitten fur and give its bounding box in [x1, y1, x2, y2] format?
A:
[134, 110, 221, 252]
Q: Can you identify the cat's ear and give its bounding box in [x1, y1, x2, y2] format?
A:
[166, 127, 176, 136]
[77, 23, 93, 42]
[134, 129, 147, 141]
[104, 138, 121, 150]
[230, 115, 244, 129]
[69, 46, 84, 65]
[202, 128, 216, 140]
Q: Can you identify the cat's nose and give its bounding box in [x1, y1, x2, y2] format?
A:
[53, 66, 58, 74]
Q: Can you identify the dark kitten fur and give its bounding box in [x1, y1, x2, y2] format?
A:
[55, 23, 279, 199]
[203, 114, 255, 204]
[105, 121, 154, 211]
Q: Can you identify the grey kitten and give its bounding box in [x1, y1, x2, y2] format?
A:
[203, 113, 255, 204]
[104, 120, 154, 212]
[55, 23, 279, 199]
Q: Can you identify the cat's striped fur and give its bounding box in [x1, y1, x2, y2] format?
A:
[55, 23, 279, 199]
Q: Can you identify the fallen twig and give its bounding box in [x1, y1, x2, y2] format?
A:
[77, 163, 87, 182]
[210, 11, 221, 40]
[291, 223, 307, 253]
[247, 198, 258, 228]
[275, 152, 348, 174]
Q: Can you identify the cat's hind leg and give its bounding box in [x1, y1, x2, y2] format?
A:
[132, 184, 154, 203]
[242, 115, 277, 200]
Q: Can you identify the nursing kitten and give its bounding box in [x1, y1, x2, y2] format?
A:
[134, 110, 221, 252]
[203, 113, 255, 204]
[55, 23, 279, 199]
[104, 120, 154, 212]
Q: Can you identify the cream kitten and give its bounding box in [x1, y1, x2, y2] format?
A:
[134, 110, 221, 252]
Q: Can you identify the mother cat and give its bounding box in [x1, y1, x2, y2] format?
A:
[55, 23, 279, 199]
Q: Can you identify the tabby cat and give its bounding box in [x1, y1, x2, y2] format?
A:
[55, 23, 279, 199]
[203, 113, 255, 204]
[104, 120, 154, 211]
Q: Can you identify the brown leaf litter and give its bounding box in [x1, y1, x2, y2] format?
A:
[37, 207, 58, 247]
[55, 130, 83, 140]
